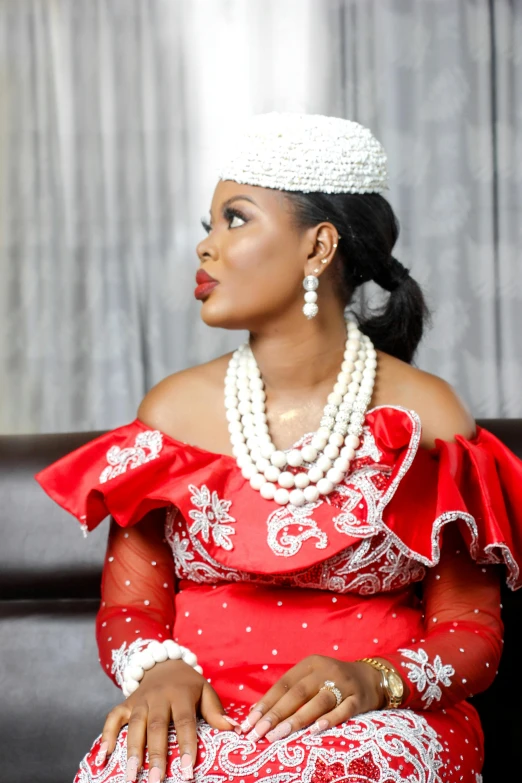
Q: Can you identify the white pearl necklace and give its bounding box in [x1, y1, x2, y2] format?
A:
[225, 319, 377, 506]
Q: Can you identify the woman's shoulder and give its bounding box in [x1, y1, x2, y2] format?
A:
[137, 352, 233, 445]
[375, 351, 476, 449]
[136, 349, 475, 452]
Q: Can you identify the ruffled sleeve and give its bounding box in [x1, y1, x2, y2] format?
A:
[358, 413, 522, 712]
[34, 418, 226, 535]
[375, 410, 522, 591]
[431, 427, 522, 589]
[370, 419, 521, 711]
[35, 420, 190, 687]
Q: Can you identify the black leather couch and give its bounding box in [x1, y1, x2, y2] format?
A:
[1, 421, 521, 782]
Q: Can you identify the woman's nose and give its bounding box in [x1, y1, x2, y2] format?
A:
[196, 236, 218, 262]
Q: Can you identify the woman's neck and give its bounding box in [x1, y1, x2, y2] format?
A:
[248, 308, 348, 395]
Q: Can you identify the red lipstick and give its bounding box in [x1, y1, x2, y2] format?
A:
[195, 268, 219, 300]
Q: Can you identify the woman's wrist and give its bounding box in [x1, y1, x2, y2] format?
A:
[373, 657, 409, 699]
[354, 657, 406, 709]
[122, 640, 202, 697]
[352, 661, 386, 710]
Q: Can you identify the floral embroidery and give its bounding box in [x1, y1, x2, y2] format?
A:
[398, 647, 455, 707]
[167, 506, 246, 584]
[310, 752, 395, 783]
[171, 531, 195, 571]
[161, 406, 505, 600]
[266, 501, 328, 557]
[163, 412, 432, 595]
[264, 425, 385, 558]
[99, 430, 163, 483]
[188, 484, 236, 550]
[323, 534, 426, 595]
[331, 470, 392, 538]
[110, 637, 155, 689]
[75, 708, 444, 783]
[167, 505, 426, 596]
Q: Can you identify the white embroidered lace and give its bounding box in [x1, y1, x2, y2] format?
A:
[398, 647, 455, 708]
[110, 637, 155, 689]
[99, 430, 163, 483]
[187, 484, 236, 550]
[76, 709, 445, 783]
[166, 419, 428, 595]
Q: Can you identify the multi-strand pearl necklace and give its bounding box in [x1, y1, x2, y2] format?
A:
[225, 319, 377, 506]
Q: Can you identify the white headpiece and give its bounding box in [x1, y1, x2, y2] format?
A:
[216, 112, 388, 195]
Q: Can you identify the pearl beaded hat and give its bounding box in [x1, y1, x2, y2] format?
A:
[216, 111, 388, 194]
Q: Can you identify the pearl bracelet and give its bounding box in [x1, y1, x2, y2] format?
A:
[122, 640, 203, 697]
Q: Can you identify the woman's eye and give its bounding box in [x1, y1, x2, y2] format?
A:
[224, 207, 247, 229]
[229, 213, 245, 228]
[200, 208, 247, 234]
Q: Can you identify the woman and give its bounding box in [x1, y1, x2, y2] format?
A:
[36, 113, 522, 783]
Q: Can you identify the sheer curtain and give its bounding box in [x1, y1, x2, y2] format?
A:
[0, 0, 520, 434]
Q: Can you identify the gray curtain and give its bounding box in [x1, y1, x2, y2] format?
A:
[0, 0, 520, 434]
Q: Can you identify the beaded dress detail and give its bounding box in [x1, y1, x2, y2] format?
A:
[36, 405, 522, 783]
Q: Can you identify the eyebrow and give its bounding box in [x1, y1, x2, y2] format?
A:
[207, 195, 259, 223]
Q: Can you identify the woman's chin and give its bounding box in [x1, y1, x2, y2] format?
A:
[199, 299, 246, 331]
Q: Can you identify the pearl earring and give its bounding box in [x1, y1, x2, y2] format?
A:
[303, 274, 319, 319]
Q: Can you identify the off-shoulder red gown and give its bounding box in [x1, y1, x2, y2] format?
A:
[36, 405, 522, 783]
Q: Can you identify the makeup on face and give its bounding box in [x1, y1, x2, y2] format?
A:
[194, 268, 219, 300]
[195, 195, 257, 300]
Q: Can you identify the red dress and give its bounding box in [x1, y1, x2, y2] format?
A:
[35, 405, 522, 783]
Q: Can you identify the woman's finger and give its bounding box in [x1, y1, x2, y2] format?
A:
[308, 693, 362, 735]
[124, 703, 149, 782]
[98, 702, 132, 764]
[269, 689, 356, 742]
[307, 663, 384, 734]
[145, 701, 172, 783]
[241, 659, 312, 731]
[172, 698, 199, 782]
[200, 683, 241, 733]
[246, 675, 342, 742]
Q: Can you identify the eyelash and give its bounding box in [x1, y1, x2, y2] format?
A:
[200, 207, 247, 234]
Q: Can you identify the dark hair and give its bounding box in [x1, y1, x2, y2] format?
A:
[283, 191, 431, 364]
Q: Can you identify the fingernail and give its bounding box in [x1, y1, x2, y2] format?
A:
[95, 741, 109, 766]
[125, 756, 139, 782]
[246, 717, 272, 742]
[223, 716, 242, 734]
[148, 767, 161, 783]
[310, 719, 329, 735]
[266, 721, 293, 743]
[180, 754, 193, 781]
[241, 709, 263, 732]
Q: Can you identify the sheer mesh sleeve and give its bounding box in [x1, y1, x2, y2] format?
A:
[95, 507, 176, 690]
[382, 524, 503, 710]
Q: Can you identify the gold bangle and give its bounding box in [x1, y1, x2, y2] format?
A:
[356, 657, 404, 709]
[357, 657, 388, 673]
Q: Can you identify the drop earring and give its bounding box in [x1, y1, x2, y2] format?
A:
[303, 273, 319, 319]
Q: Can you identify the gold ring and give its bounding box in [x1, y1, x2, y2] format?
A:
[319, 680, 343, 707]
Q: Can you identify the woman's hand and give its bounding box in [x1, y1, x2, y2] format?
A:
[98, 659, 239, 782]
[240, 655, 385, 743]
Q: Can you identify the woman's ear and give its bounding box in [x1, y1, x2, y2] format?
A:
[303, 223, 341, 278]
